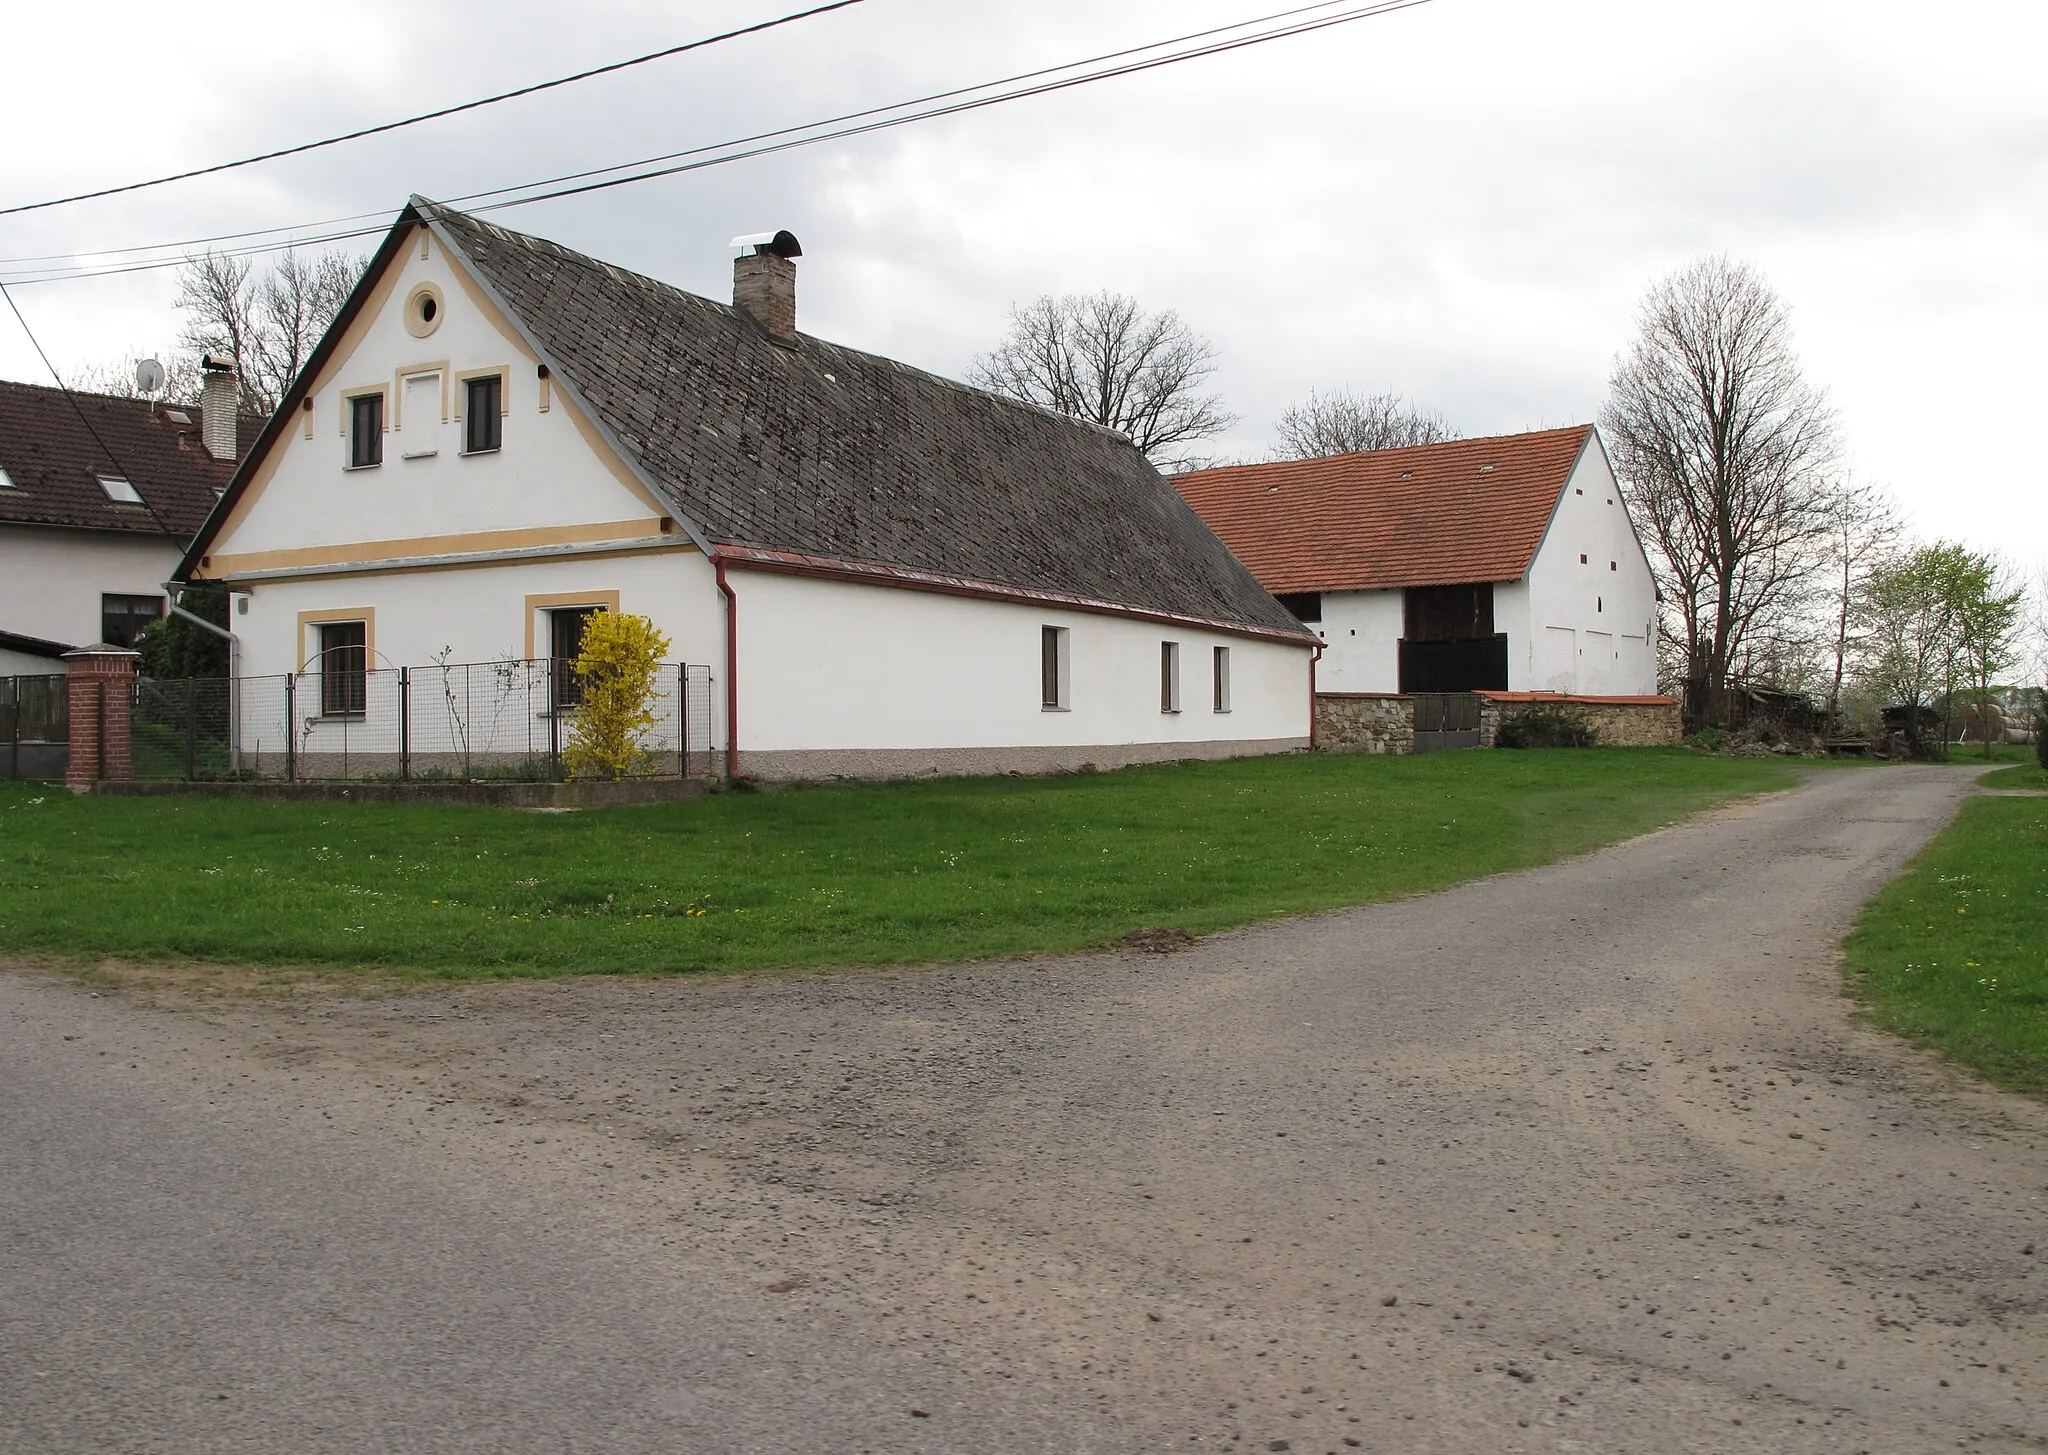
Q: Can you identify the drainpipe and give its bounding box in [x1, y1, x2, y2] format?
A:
[714, 557, 739, 780]
[1308, 639, 1324, 751]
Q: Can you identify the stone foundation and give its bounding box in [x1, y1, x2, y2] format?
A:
[739, 737, 1310, 782]
[1313, 694, 1415, 754]
[1477, 693, 1681, 748]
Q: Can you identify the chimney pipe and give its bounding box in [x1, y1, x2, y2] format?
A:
[729, 230, 802, 340]
[199, 355, 238, 462]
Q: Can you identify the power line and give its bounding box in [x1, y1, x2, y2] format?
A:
[0, 279, 186, 544]
[0, 0, 866, 219]
[0, 0, 1433, 287]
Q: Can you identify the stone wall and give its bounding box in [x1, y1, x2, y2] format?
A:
[1314, 693, 1415, 754]
[1317, 692, 1681, 754]
[1477, 693, 1682, 748]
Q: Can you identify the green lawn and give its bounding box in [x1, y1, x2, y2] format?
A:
[1845, 796, 2048, 1096]
[1979, 761, 2048, 791]
[0, 750, 1795, 981]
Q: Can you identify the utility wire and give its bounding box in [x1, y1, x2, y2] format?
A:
[0, 0, 1432, 286]
[0, 279, 186, 543]
[0, 0, 866, 219]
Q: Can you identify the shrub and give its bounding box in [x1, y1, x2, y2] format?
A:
[562, 612, 672, 782]
[1496, 704, 1599, 749]
[2037, 707, 2047, 774]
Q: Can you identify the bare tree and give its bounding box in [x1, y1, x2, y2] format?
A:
[1818, 475, 1904, 726]
[67, 351, 204, 403]
[1601, 256, 1840, 731]
[1271, 387, 1457, 459]
[970, 292, 1235, 468]
[176, 247, 362, 416]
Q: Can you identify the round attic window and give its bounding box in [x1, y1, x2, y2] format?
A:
[404, 283, 445, 338]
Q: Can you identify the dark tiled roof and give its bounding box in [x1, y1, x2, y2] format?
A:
[0, 379, 251, 540]
[1173, 427, 1596, 593]
[421, 203, 1307, 641]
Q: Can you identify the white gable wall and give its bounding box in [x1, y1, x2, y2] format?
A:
[0, 526, 179, 655]
[1300, 589, 1402, 693]
[1520, 444, 1659, 695]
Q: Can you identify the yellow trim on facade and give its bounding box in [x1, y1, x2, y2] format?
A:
[524, 589, 620, 661]
[295, 606, 377, 673]
[204, 518, 670, 578]
[339, 383, 388, 437]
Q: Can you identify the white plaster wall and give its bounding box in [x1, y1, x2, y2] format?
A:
[0, 645, 67, 676]
[734, 572, 1310, 752]
[213, 224, 662, 564]
[0, 526, 180, 650]
[1520, 444, 1660, 694]
[233, 547, 723, 684]
[1299, 589, 1404, 693]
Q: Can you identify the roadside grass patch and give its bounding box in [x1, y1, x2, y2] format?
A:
[1845, 797, 2048, 1096]
[1979, 762, 2047, 791]
[0, 749, 1794, 980]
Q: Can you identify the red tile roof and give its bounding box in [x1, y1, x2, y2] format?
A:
[1172, 425, 1596, 593]
[0, 378, 255, 540]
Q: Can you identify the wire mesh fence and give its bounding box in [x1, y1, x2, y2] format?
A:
[2, 673, 68, 779]
[127, 660, 717, 783]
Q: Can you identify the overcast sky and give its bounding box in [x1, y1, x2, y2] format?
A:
[4, 0, 2043, 580]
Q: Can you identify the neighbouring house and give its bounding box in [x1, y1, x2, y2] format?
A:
[0, 369, 250, 674]
[175, 198, 1316, 780]
[1173, 426, 1661, 698]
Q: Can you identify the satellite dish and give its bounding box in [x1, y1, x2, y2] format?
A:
[134, 358, 166, 395]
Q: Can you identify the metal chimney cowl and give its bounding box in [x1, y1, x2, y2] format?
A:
[199, 355, 238, 462]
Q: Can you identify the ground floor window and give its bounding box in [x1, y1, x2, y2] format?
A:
[1041, 625, 1069, 710]
[1212, 645, 1231, 712]
[317, 620, 368, 717]
[1160, 640, 1181, 713]
[550, 605, 602, 710]
[100, 593, 162, 650]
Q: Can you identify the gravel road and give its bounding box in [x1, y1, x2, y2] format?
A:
[4, 763, 2043, 1454]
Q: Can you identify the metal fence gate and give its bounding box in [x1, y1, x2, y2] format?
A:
[1, 674, 68, 780]
[1412, 692, 1482, 753]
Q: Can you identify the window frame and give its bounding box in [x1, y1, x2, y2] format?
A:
[346, 390, 385, 470]
[100, 593, 163, 650]
[549, 605, 603, 713]
[461, 372, 505, 455]
[1212, 644, 1231, 713]
[316, 620, 369, 719]
[1040, 625, 1070, 711]
[1160, 640, 1181, 714]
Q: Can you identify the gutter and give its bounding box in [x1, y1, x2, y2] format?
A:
[162, 580, 238, 678]
[714, 557, 739, 780]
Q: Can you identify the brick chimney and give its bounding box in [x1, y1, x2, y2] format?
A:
[199, 355, 238, 462]
[730, 230, 803, 340]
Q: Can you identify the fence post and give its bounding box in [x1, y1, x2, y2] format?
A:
[548, 667, 560, 781]
[185, 677, 198, 781]
[62, 645, 139, 788]
[7, 676, 18, 780]
[678, 662, 688, 778]
[284, 673, 297, 783]
[399, 667, 412, 781]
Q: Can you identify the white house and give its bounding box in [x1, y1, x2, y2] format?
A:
[177, 199, 1316, 780]
[1174, 427, 1661, 697]
[0, 372, 246, 675]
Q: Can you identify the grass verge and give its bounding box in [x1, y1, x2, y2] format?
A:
[1845, 795, 2048, 1096]
[1979, 762, 2048, 791]
[0, 749, 1794, 981]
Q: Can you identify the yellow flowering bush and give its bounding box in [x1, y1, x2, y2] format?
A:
[563, 611, 671, 781]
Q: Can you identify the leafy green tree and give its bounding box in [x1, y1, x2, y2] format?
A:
[136, 590, 230, 679]
[1950, 555, 2025, 758]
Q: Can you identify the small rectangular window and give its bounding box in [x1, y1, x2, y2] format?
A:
[1212, 645, 1231, 713]
[1041, 625, 1069, 710]
[98, 474, 142, 504]
[464, 375, 503, 454]
[1160, 641, 1181, 713]
[1274, 591, 1322, 624]
[349, 394, 383, 469]
[100, 593, 162, 649]
[318, 620, 368, 717]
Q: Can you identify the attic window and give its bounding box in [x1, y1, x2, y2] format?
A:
[1478, 463, 1495, 473]
[98, 473, 142, 504]
[165, 408, 192, 427]
[0, 465, 16, 491]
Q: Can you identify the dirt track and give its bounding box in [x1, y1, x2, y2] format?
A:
[4, 764, 2045, 1453]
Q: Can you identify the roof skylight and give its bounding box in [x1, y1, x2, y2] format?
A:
[98, 474, 143, 504]
[0, 465, 16, 491]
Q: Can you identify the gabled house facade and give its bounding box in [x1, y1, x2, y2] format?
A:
[1174, 427, 1661, 698]
[0, 373, 247, 674]
[178, 199, 1316, 780]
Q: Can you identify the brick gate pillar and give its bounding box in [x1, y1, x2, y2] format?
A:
[63, 645, 141, 787]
